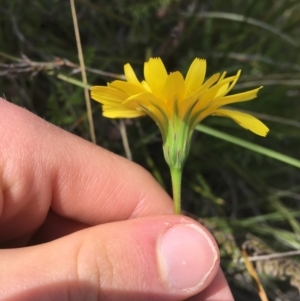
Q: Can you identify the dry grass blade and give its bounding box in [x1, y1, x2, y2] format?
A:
[69, 0, 96, 144]
[242, 247, 269, 301]
[113, 119, 132, 161]
[238, 249, 300, 263]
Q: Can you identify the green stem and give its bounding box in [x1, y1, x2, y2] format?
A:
[170, 167, 182, 214]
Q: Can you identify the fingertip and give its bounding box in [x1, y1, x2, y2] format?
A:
[157, 223, 219, 292]
[187, 269, 234, 301]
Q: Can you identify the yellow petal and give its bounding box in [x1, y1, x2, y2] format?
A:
[198, 73, 220, 93]
[91, 86, 126, 105]
[144, 58, 168, 94]
[123, 91, 164, 110]
[123, 91, 169, 127]
[212, 87, 263, 108]
[200, 75, 238, 103]
[189, 75, 239, 115]
[215, 82, 229, 98]
[124, 63, 141, 85]
[185, 58, 206, 96]
[218, 71, 227, 82]
[103, 105, 145, 118]
[214, 109, 269, 136]
[184, 72, 221, 104]
[138, 102, 169, 133]
[214, 72, 229, 97]
[141, 80, 152, 92]
[215, 70, 241, 98]
[162, 71, 185, 105]
[109, 80, 145, 95]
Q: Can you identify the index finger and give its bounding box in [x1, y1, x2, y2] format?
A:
[0, 99, 173, 242]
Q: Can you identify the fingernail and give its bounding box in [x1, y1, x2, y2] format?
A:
[157, 224, 218, 291]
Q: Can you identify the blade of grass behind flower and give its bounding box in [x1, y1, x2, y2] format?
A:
[183, 11, 299, 47]
[234, 211, 300, 227]
[269, 197, 300, 236]
[56, 73, 91, 89]
[196, 124, 300, 168]
[189, 174, 225, 206]
[253, 226, 300, 249]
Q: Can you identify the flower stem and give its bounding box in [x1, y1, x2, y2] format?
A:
[170, 167, 182, 214]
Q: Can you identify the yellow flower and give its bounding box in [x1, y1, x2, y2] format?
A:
[91, 58, 269, 168]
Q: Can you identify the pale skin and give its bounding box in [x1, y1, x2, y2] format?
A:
[0, 98, 234, 301]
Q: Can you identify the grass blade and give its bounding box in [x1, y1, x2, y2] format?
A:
[196, 124, 300, 168]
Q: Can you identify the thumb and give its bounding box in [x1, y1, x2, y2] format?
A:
[0, 215, 220, 301]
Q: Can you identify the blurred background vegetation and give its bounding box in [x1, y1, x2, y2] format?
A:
[1, 0, 300, 300]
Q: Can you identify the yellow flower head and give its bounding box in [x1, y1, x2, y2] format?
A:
[91, 58, 269, 168]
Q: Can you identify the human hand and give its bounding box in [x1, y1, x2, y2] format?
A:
[0, 99, 234, 301]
